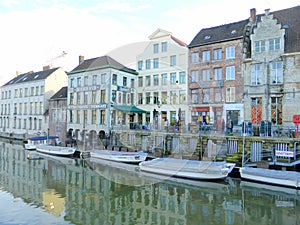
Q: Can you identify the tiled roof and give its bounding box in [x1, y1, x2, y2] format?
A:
[69, 55, 137, 75]
[50, 86, 67, 100]
[188, 6, 300, 53]
[188, 20, 248, 48]
[266, 6, 300, 53]
[3, 67, 59, 86]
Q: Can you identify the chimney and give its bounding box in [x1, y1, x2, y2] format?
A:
[16, 71, 22, 76]
[43, 65, 51, 71]
[250, 8, 256, 23]
[265, 8, 270, 15]
[79, 55, 84, 65]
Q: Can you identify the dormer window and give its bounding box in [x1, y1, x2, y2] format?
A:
[231, 30, 237, 34]
[204, 35, 211, 40]
[34, 74, 39, 79]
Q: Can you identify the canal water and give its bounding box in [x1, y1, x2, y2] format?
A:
[0, 140, 299, 225]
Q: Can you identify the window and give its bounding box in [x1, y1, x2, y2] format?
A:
[179, 72, 186, 84]
[84, 76, 88, 86]
[170, 55, 176, 66]
[162, 42, 167, 52]
[92, 75, 97, 85]
[35, 86, 39, 96]
[84, 91, 89, 104]
[270, 61, 283, 84]
[153, 58, 159, 68]
[170, 91, 177, 104]
[77, 77, 82, 87]
[203, 89, 210, 103]
[215, 88, 221, 102]
[161, 73, 167, 85]
[153, 92, 159, 104]
[153, 43, 159, 53]
[100, 110, 105, 125]
[226, 87, 235, 102]
[40, 86, 44, 94]
[251, 64, 262, 85]
[112, 90, 116, 103]
[170, 73, 176, 84]
[271, 97, 282, 125]
[191, 52, 199, 63]
[214, 68, 222, 80]
[146, 76, 151, 86]
[161, 92, 167, 104]
[92, 91, 96, 103]
[112, 74, 117, 85]
[92, 110, 96, 124]
[69, 93, 74, 104]
[138, 93, 143, 104]
[251, 98, 262, 124]
[138, 77, 143, 87]
[123, 77, 127, 86]
[254, 41, 266, 53]
[214, 49, 222, 60]
[70, 78, 75, 88]
[76, 92, 81, 104]
[83, 110, 88, 124]
[146, 59, 151, 69]
[202, 70, 210, 81]
[146, 92, 150, 104]
[269, 38, 280, 51]
[131, 79, 134, 88]
[138, 61, 143, 70]
[226, 46, 235, 59]
[179, 90, 186, 104]
[226, 66, 235, 80]
[202, 51, 210, 62]
[101, 90, 106, 103]
[191, 90, 198, 104]
[77, 110, 81, 123]
[153, 75, 159, 86]
[191, 70, 199, 82]
[101, 73, 106, 84]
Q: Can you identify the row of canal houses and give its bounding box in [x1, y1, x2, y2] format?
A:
[0, 6, 299, 143]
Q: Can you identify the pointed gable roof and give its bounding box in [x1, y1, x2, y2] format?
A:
[3, 67, 60, 86]
[149, 28, 187, 46]
[50, 86, 67, 100]
[69, 55, 137, 75]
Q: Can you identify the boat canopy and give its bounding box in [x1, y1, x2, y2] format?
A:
[27, 136, 59, 141]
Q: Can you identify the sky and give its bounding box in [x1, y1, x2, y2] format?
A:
[0, 0, 299, 86]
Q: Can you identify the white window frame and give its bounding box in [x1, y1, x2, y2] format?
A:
[226, 66, 235, 80]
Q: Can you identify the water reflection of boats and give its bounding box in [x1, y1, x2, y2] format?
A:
[139, 158, 235, 180]
[85, 157, 233, 192]
[90, 150, 148, 164]
[240, 180, 300, 197]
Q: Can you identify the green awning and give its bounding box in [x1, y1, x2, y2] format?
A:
[113, 105, 148, 113]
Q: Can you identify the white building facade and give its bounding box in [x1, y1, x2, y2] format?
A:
[136, 29, 190, 130]
[67, 55, 144, 146]
[0, 67, 67, 136]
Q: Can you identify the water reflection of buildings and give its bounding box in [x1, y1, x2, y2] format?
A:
[0, 141, 299, 225]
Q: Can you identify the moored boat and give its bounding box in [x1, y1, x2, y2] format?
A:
[36, 144, 76, 157]
[24, 136, 59, 150]
[139, 158, 235, 180]
[90, 150, 148, 164]
[240, 167, 300, 188]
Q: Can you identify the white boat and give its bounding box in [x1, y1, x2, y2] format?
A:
[240, 167, 300, 188]
[90, 150, 148, 164]
[139, 158, 236, 180]
[36, 144, 76, 157]
[24, 136, 59, 150]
